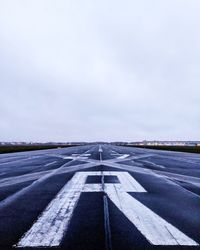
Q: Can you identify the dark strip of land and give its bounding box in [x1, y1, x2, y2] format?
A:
[124, 145, 200, 154]
[0, 144, 79, 154]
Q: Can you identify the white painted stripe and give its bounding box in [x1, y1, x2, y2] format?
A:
[142, 160, 165, 169]
[16, 172, 87, 247]
[44, 161, 57, 167]
[0, 156, 42, 166]
[81, 171, 146, 193]
[47, 154, 72, 159]
[130, 154, 154, 160]
[82, 172, 198, 246]
[99, 146, 103, 161]
[0, 162, 96, 189]
[83, 183, 103, 192]
[15, 171, 145, 247]
[72, 153, 88, 156]
[107, 154, 154, 163]
[99, 145, 103, 153]
[105, 185, 198, 246]
[16, 171, 198, 247]
[115, 171, 146, 192]
[117, 154, 129, 159]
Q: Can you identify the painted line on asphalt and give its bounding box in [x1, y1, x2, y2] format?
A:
[15, 171, 145, 247]
[47, 153, 91, 160]
[0, 156, 42, 166]
[105, 186, 198, 246]
[99, 145, 103, 153]
[44, 161, 57, 167]
[0, 162, 97, 188]
[155, 170, 200, 188]
[99, 145, 103, 161]
[0, 147, 95, 210]
[0, 162, 97, 210]
[15, 171, 198, 247]
[117, 154, 129, 159]
[16, 172, 88, 247]
[142, 160, 165, 169]
[109, 154, 154, 163]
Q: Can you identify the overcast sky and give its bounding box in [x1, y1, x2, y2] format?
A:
[0, 1, 200, 142]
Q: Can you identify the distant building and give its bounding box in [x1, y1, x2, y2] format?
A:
[126, 141, 200, 147]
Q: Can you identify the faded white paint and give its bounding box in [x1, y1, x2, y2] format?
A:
[47, 153, 91, 160]
[16, 171, 198, 247]
[98, 145, 103, 153]
[105, 185, 197, 246]
[44, 161, 57, 167]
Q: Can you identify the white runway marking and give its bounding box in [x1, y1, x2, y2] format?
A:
[0, 162, 97, 189]
[98, 145, 103, 153]
[16, 171, 198, 247]
[105, 186, 197, 246]
[44, 161, 57, 167]
[99, 145, 103, 161]
[50, 153, 91, 160]
[117, 154, 129, 159]
[111, 153, 130, 159]
[130, 154, 154, 160]
[155, 170, 200, 188]
[142, 160, 165, 169]
[110, 154, 154, 163]
[16, 172, 87, 247]
[0, 156, 42, 166]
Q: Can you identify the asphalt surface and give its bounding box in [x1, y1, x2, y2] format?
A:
[0, 144, 199, 250]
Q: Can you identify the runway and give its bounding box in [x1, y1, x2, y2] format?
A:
[0, 144, 199, 249]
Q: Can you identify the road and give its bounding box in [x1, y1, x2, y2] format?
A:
[0, 144, 199, 250]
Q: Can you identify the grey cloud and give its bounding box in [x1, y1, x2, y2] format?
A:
[0, 0, 200, 141]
